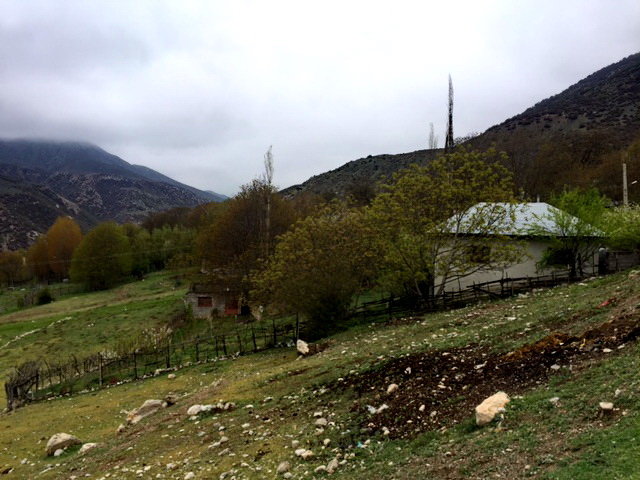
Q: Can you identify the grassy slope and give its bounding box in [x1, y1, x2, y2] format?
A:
[0, 271, 639, 478]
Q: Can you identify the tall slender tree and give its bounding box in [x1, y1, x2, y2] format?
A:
[444, 75, 455, 154]
[428, 122, 438, 150]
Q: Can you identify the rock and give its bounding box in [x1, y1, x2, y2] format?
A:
[297, 339, 310, 355]
[187, 404, 204, 416]
[126, 399, 165, 425]
[386, 383, 399, 394]
[600, 401, 614, 411]
[327, 458, 339, 474]
[164, 394, 179, 406]
[475, 392, 510, 426]
[314, 418, 328, 427]
[276, 461, 290, 474]
[184, 472, 195, 480]
[419, 404, 426, 412]
[283, 473, 293, 479]
[294, 448, 307, 457]
[116, 424, 126, 435]
[78, 443, 99, 455]
[166, 463, 178, 470]
[291, 440, 300, 448]
[376, 404, 389, 414]
[314, 465, 327, 473]
[53, 449, 64, 457]
[323, 438, 331, 446]
[301, 450, 314, 460]
[168, 373, 176, 379]
[549, 397, 560, 406]
[550, 364, 561, 371]
[45, 433, 82, 456]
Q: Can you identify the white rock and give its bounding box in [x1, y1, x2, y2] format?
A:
[599, 402, 614, 411]
[301, 450, 314, 460]
[168, 373, 176, 379]
[314, 417, 328, 427]
[549, 397, 560, 405]
[187, 405, 204, 416]
[323, 438, 331, 446]
[386, 383, 399, 394]
[550, 364, 561, 371]
[53, 449, 64, 457]
[327, 458, 339, 474]
[46, 433, 82, 456]
[314, 465, 327, 473]
[297, 339, 310, 355]
[419, 404, 426, 412]
[376, 404, 389, 414]
[184, 472, 195, 480]
[295, 448, 307, 457]
[277, 461, 290, 474]
[283, 473, 293, 479]
[78, 443, 99, 455]
[291, 440, 300, 448]
[127, 399, 165, 425]
[475, 392, 510, 426]
[116, 424, 126, 435]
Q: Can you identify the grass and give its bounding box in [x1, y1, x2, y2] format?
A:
[0, 270, 639, 478]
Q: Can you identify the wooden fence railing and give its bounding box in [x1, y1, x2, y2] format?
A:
[5, 321, 300, 410]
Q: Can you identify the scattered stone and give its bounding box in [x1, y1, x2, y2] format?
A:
[184, 472, 195, 480]
[168, 373, 176, 379]
[386, 383, 399, 394]
[164, 394, 179, 406]
[45, 433, 82, 456]
[301, 450, 314, 460]
[419, 404, 426, 412]
[376, 404, 389, 414]
[315, 417, 328, 427]
[475, 392, 510, 426]
[166, 463, 178, 470]
[550, 364, 561, 371]
[127, 399, 166, 425]
[549, 397, 560, 406]
[53, 449, 64, 457]
[78, 443, 99, 455]
[116, 424, 126, 435]
[314, 465, 327, 473]
[283, 473, 293, 479]
[291, 440, 300, 448]
[276, 461, 290, 474]
[327, 458, 339, 474]
[599, 401, 614, 412]
[603, 348, 612, 353]
[323, 438, 331, 446]
[297, 339, 310, 355]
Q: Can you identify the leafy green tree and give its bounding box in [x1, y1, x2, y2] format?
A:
[70, 222, 132, 290]
[603, 205, 640, 252]
[252, 202, 378, 339]
[367, 148, 524, 302]
[46, 216, 83, 280]
[533, 188, 607, 278]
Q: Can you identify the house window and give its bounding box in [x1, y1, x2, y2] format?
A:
[467, 245, 491, 263]
[197, 296, 212, 308]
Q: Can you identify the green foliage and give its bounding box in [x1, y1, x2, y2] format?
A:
[602, 205, 640, 251]
[535, 188, 607, 278]
[36, 288, 53, 305]
[253, 202, 379, 339]
[70, 222, 132, 290]
[367, 148, 523, 300]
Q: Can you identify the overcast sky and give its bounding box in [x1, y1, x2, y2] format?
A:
[0, 1, 638, 196]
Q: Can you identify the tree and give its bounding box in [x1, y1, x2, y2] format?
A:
[26, 236, 51, 281]
[70, 222, 132, 290]
[603, 205, 640, 252]
[367, 148, 524, 302]
[46, 217, 82, 280]
[532, 188, 607, 279]
[428, 122, 438, 150]
[0, 250, 25, 287]
[252, 202, 378, 339]
[444, 75, 454, 153]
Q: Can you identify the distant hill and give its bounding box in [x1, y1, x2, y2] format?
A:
[0, 139, 225, 249]
[283, 52, 640, 200]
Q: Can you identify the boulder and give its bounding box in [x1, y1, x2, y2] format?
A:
[327, 458, 339, 474]
[475, 392, 510, 426]
[45, 433, 81, 456]
[187, 404, 204, 416]
[78, 443, 99, 455]
[276, 461, 290, 474]
[297, 340, 310, 356]
[127, 399, 165, 425]
[386, 383, 399, 394]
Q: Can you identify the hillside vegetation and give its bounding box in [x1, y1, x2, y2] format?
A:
[0, 269, 639, 478]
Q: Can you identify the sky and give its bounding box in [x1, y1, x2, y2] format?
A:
[0, 1, 638, 196]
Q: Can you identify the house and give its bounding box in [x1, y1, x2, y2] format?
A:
[437, 202, 603, 293]
[184, 283, 245, 319]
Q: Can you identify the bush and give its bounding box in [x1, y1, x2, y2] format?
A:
[36, 288, 53, 305]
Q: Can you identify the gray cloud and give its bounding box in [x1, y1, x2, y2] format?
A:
[0, 0, 638, 196]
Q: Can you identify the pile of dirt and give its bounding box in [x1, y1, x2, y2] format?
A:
[344, 310, 640, 439]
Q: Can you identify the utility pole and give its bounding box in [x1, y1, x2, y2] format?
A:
[444, 75, 454, 154]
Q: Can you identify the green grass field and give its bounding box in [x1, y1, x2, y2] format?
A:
[0, 270, 638, 479]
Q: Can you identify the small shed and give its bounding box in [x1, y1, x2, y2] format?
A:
[184, 283, 242, 319]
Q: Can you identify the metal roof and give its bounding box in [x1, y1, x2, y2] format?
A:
[452, 202, 603, 237]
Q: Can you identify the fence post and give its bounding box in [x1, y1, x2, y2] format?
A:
[133, 352, 138, 380]
[98, 354, 103, 387]
[195, 337, 200, 362]
[252, 326, 257, 352]
[222, 335, 227, 356]
[165, 342, 171, 368]
[215, 336, 219, 357]
[237, 331, 242, 354]
[295, 313, 300, 341]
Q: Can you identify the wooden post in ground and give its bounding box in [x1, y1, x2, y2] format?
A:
[98, 354, 103, 387]
[252, 325, 257, 352]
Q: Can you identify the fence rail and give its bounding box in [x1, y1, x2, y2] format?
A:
[5, 321, 300, 410]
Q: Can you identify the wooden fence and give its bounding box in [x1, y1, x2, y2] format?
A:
[5, 321, 300, 410]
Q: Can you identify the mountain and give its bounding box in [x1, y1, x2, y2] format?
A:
[283, 52, 640, 200]
[0, 139, 225, 249]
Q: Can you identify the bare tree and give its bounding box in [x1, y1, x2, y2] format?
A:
[428, 122, 439, 150]
[444, 75, 455, 154]
[263, 146, 274, 257]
